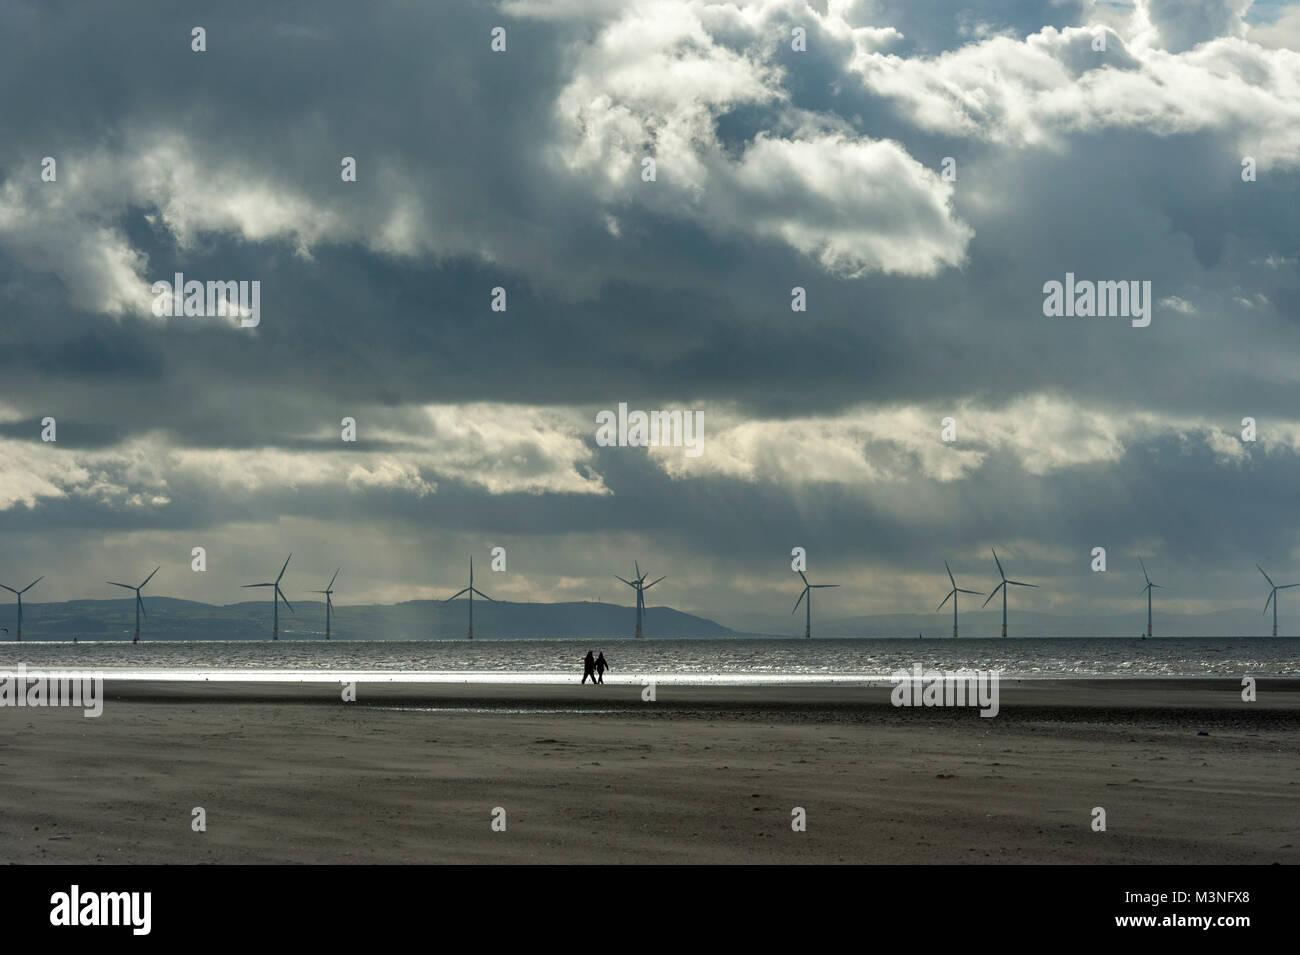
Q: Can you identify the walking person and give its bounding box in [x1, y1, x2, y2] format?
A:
[595, 651, 609, 684]
[582, 650, 597, 684]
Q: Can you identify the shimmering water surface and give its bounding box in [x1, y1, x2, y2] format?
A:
[0, 637, 1294, 683]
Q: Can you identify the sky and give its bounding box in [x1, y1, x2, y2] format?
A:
[1, 0, 1299, 632]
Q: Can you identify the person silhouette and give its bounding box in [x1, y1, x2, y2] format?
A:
[595, 651, 609, 684]
[582, 650, 597, 684]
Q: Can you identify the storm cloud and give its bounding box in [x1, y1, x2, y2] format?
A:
[1, 0, 1298, 631]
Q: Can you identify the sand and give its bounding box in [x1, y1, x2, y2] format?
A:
[1, 679, 1296, 864]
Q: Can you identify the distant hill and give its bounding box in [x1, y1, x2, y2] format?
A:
[0, 597, 741, 641]
[1, 598, 1291, 642]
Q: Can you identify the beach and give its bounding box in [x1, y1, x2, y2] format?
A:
[1, 679, 1296, 864]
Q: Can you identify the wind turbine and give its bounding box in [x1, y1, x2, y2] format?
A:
[243, 554, 294, 639]
[615, 562, 664, 638]
[0, 576, 43, 641]
[106, 566, 160, 644]
[937, 561, 982, 639]
[447, 557, 493, 639]
[1257, 564, 1298, 637]
[1138, 558, 1163, 639]
[792, 570, 838, 639]
[309, 569, 340, 639]
[982, 548, 1037, 637]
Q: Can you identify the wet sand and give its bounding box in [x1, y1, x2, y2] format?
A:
[1, 679, 1296, 863]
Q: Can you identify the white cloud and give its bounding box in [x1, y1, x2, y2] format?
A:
[1160, 295, 1197, 313]
[7, 395, 1284, 514]
[0, 404, 608, 512]
[850, 23, 1300, 164]
[549, 0, 973, 276]
[0, 136, 453, 323]
[652, 394, 1284, 485]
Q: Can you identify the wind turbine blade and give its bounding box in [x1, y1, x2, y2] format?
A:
[1007, 580, 1037, 588]
[276, 554, 292, 584]
[937, 590, 954, 611]
[21, 577, 44, 593]
[944, 561, 955, 588]
[957, 588, 982, 596]
[991, 549, 1005, 581]
[328, 568, 341, 590]
[447, 587, 471, 600]
[243, 583, 274, 588]
[1139, 585, 1150, 597]
[1258, 564, 1275, 587]
[614, 575, 634, 587]
[792, 588, 807, 613]
[277, 587, 295, 613]
[1264, 590, 1275, 613]
[634, 561, 641, 579]
[471, 588, 495, 601]
[812, 584, 839, 589]
[140, 566, 161, 589]
[1280, 583, 1300, 590]
[137, 594, 147, 618]
[1139, 557, 1149, 584]
[645, 576, 666, 590]
[1150, 583, 1165, 589]
[0, 585, 16, 595]
[981, 583, 1004, 608]
[798, 570, 809, 586]
[107, 582, 135, 590]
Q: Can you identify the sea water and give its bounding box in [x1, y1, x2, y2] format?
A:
[0, 637, 1294, 683]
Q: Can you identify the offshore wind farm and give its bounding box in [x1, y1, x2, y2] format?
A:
[4, 552, 1300, 648]
[3, 549, 1299, 676]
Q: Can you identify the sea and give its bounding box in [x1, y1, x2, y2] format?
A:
[0, 637, 1295, 683]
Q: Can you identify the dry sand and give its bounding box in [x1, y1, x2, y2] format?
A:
[1, 679, 1296, 864]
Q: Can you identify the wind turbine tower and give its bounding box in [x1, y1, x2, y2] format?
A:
[310, 569, 340, 639]
[447, 557, 494, 639]
[1257, 564, 1298, 637]
[0, 576, 43, 642]
[615, 562, 664, 638]
[1138, 558, 1163, 639]
[106, 566, 160, 644]
[937, 561, 982, 638]
[792, 570, 838, 639]
[243, 554, 294, 639]
[982, 548, 1038, 638]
